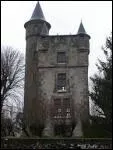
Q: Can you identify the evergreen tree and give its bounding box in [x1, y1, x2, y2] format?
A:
[90, 34, 112, 132]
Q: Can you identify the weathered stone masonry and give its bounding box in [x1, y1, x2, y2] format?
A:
[24, 2, 90, 137]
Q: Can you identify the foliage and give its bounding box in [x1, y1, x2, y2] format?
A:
[89, 33, 112, 133]
[83, 116, 112, 138]
[1, 115, 14, 137]
[1, 46, 24, 114]
[1, 46, 24, 137]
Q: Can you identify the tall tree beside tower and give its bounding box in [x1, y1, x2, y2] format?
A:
[90, 34, 112, 132]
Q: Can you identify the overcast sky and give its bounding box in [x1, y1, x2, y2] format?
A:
[1, 1, 112, 79]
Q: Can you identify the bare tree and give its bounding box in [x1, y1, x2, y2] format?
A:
[1, 46, 24, 115]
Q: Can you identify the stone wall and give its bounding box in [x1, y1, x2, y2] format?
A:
[37, 35, 89, 136]
[24, 20, 90, 136]
[1, 137, 112, 149]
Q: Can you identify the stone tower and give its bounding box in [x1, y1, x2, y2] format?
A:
[24, 2, 90, 137]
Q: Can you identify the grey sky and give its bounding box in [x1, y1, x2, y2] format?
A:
[1, 1, 112, 79]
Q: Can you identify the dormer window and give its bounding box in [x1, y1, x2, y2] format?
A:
[57, 52, 66, 63]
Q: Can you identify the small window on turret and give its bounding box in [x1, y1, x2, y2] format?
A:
[79, 34, 84, 38]
[57, 52, 66, 63]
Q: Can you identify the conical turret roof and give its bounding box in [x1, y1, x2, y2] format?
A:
[77, 21, 86, 34]
[30, 2, 46, 21]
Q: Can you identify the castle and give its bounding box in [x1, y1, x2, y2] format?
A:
[24, 2, 90, 137]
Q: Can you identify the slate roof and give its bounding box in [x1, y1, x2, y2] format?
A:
[77, 21, 86, 34]
[30, 2, 46, 21]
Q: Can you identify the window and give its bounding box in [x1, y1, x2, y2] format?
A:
[54, 99, 62, 118]
[53, 98, 71, 119]
[54, 99, 61, 108]
[58, 108, 62, 113]
[63, 98, 70, 108]
[63, 98, 71, 116]
[57, 52, 66, 63]
[66, 108, 70, 112]
[57, 73, 66, 90]
[66, 112, 71, 118]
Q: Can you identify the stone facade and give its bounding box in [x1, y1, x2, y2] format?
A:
[24, 2, 90, 137]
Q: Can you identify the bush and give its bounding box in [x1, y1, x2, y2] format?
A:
[83, 116, 112, 138]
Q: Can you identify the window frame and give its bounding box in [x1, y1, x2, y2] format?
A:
[57, 51, 67, 64]
[53, 97, 72, 119]
[56, 73, 67, 91]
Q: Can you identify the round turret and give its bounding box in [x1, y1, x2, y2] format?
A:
[24, 2, 51, 38]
